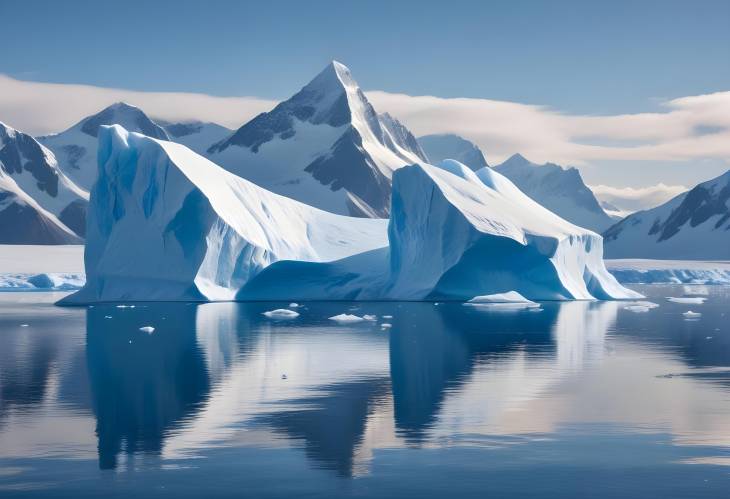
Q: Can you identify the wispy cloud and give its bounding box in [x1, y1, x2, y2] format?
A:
[589, 183, 688, 212]
[1, 73, 729, 171]
[0, 75, 275, 135]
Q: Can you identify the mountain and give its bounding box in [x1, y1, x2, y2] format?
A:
[0, 169, 81, 244]
[206, 61, 427, 218]
[603, 170, 730, 259]
[0, 121, 87, 239]
[62, 126, 636, 304]
[159, 120, 232, 155]
[40, 102, 169, 191]
[494, 154, 616, 233]
[417, 134, 488, 170]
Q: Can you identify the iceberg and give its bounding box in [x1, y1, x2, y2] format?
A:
[61, 128, 639, 304]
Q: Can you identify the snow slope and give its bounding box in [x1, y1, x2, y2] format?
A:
[603, 170, 730, 260]
[494, 154, 616, 233]
[40, 102, 169, 191]
[207, 61, 426, 218]
[0, 122, 88, 238]
[418, 134, 488, 171]
[60, 125, 388, 304]
[0, 170, 82, 244]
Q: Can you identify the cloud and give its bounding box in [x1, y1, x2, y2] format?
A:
[1, 73, 728, 170]
[589, 183, 688, 212]
[0, 74, 276, 135]
[367, 90, 730, 165]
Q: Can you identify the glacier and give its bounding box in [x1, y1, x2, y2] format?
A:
[60, 126, 638, 304]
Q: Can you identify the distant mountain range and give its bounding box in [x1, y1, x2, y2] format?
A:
[603, 169, 730, 259]
[493, 153, 618, 233]
[2, 61, 727, 259]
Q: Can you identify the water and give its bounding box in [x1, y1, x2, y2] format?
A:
[1, 285, 729, 498]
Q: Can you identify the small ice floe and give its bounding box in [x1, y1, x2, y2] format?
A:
[363, 314, 377, 321]
[433, 302, 441, 306]
[682, 310, 702, 319]
[139, 326, 155, 334]
[382, 315, 393, 319]
[263, 309, 300, 319]
[380, 323, 392, 329]
[20, 324, 29, 327]
[623, 301, 659, 313]
[328, 314, 365, 322]
[288, 303, 300, 308]
[465, 291, 541, 311]
[104, 315, 113, 319]
[116, 304, 136, 309]
[683, 285, 709, 296]
[667, 297, 706, 304]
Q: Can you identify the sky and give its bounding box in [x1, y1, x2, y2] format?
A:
[1, 0, 729, 198]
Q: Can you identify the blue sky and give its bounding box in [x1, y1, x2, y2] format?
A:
[2, 0, 728, 114]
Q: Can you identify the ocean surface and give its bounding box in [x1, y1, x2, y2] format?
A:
[1, 285, 729, 498]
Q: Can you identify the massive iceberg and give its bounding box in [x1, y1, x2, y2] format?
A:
[61, 127, 638, 304]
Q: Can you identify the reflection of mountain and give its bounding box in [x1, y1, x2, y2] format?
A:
[258, 378, 390, 476]
[86, 305, 211, 469]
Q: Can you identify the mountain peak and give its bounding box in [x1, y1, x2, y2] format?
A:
[76, 102, 169, 140]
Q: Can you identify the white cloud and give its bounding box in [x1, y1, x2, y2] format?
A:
[1, 73, 728, 171]
[589, 183, 688, 212]
[367, 90, 730, 165]
[0, 74, 275, 135]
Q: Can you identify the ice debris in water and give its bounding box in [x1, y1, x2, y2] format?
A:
[667, 297, 706, 304]
[363, 314, 377, 321]
[263, 309, 300, 319]
[683, 310, 702, 318]
[380, 323, 392, 329]
[623, 301, 659, 313]
[382, 315, 393, 319]
[139, 326, 155, 334]
[289, 303, 300, 308]
[329, 314, 365, 322]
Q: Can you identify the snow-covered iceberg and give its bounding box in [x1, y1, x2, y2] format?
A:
[61, 129, 638, 304]
[59, 125, 387, 304]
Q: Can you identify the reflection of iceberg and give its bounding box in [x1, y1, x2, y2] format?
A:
[86, 304, 211, 469]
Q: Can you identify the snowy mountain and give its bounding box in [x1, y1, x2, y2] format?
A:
[40, 102, 169, 191]
[0, 169, 81, 244]
[603, 170, 730, 259]
[417, 134, 488, 170]
[494, 154, 616, 233]
[206, 61, 427, 218]
[62, 126, 636, 304]
[0, 121, 87, 240]
[159, 120, 232, 155]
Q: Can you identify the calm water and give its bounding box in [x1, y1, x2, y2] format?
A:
[1, 286, 729, 498]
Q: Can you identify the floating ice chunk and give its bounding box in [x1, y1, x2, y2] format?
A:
[139, 326, 155, 334]
[683, 285, 709, 296]
[625, 305, 651, 313]
[682, 310, 702, 318]
[263, 309, 300, 319]
[382, 315, 393, 319]
[104, 315, 112, 319]
[363, 314, 377, 321]
[667, 297, 706, 304]
[623, 301, 659, 313]
[329, 314, 365, 322]
[20, 324, 29, 327]
[467, 291, 533, 304]
[381, 323, 392, 329]
[288, 303, 300, 308]
[116, 305, 136, 309]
